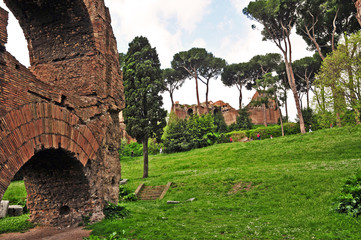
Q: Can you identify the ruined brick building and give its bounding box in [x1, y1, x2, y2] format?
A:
[173, 92, 280, 125]
[0, 0, 123, 226]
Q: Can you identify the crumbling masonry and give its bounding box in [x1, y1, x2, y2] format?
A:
[0, 0, 123, 226]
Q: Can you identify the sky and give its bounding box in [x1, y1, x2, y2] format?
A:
[0, 0, 314, 121]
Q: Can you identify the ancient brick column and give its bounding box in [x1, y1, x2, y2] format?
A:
[0, 0, 123, 226]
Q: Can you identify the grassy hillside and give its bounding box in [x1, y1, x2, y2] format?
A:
[89, 125, 361, 239]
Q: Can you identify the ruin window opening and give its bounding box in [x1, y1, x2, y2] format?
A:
[0, 3, 29, 67]
[187, 109, 193, 116]
[59, 205, 70, 215]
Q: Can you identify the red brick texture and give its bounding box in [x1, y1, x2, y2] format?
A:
[0, 0, 123, 227]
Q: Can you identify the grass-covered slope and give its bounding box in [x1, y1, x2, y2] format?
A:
[89, 126, 361, 239]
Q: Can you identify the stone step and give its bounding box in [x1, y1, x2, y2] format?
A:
[7, 205, 23, 217]
[135, 182, 172, 200]
[0, 201, 9, 218]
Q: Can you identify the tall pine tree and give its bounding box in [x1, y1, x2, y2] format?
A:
[123, 36, 167, 178]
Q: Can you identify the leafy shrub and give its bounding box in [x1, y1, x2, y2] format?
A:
[187, 114, 215, 148]
[0, 214, 34, 234]
[247, 123, 300, 139]
[148, 138, 163, 155]
[119, 185, 137, 202]
[103, 203, 129, 220]
[213, 108, 228, 133]
[163, 113, 216, 153]
[236, 108, 253, 130]
[202, 132, 219, 145]
[335, 171, 361, 217]
[226, 130, 247, 142]
[119, 141, 143, 158]
[217, 133, 230, 143]
[163, 117, 193, 153]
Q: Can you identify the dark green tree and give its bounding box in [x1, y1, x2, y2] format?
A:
[293, 54, 322, 109]
[171, 48, 209, 113]
[296, 0, 359, 60]
[221, 62, 253, 109]
[236, 108, 253, 130]
[162, 68, 185, 112]
[244, 0, 306, 133]
[199, 54, 226, 112]
[276, 62, 290, 122]
[213, 108, 228, 133]
[119, 53, 126, 70]
[123, 36, 167, 178]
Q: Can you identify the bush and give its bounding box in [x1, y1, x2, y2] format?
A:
[247, 123, 301, 140]
[119, 185, 137, 202]
[119, 139, 162, 158]
[226, 130, 247, 142]
[148, 139, 163, 155]
[236, 108, 253, 130]
[103, 202, 129, 220]
[163, 114, 216, 153]
[335, 171, 361, 217]
[213, 108, 228, 133]
[119, 141, 143, 158]
[163, 117, 193, 153]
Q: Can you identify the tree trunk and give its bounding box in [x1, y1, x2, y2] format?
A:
[170, 92, 175, 113]
[263, 103, 267, 127]
[276, 99, 284, 136]
[142, 138, 149, 178]
[306, 73, 310, 109]
[239, 86, 243, 109]
[284, 60, 306, 133]
[284, 91, 288, 122]
[195, 72, 201, 115]
[356, 0, 361, 26]
[205, 81, 210, 114]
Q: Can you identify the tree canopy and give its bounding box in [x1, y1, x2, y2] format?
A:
[244, 0, 306, 133]
[123, 36, 167, 178]
[171, 48, 209, 113]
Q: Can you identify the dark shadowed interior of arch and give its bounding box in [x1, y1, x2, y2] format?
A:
[4, 0, 95, 65]
[17, 148, 91, 226]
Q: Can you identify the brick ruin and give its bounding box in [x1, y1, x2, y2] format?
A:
[173, 92, 280, 126]
[0, 0, 123, 226]
[247, 92, 280, 125]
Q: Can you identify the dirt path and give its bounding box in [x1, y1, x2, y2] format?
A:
[0, 226, 91, 240]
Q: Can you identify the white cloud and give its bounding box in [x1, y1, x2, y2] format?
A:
[229, 0, 250, 14]
[105, 0, 212, 67]
[192, 38, 207, 48]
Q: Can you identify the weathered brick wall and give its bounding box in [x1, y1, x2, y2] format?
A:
[173, 101, 239, 125]
[0, 0, 123, 227]
[247, 92, 280, 125]
[173, 95, 280, 126]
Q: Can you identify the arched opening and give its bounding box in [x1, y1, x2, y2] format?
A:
[4, 0, 95, 65]
[187, 108, 193, 116]
[15, 148, 92, 226]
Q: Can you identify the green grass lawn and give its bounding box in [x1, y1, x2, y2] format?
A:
[2, 126, 361, 239]
[89, 126, 361, 239]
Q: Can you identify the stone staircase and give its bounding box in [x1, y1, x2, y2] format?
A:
[135, 182, 172, 200]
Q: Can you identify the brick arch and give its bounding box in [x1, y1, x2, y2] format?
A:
[4, 0, 95, 65]
[0, 0, 123, 226]
[0, 102, 99, 197]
